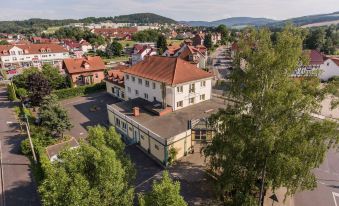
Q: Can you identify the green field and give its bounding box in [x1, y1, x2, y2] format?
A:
[103, 55, 129, 63]
[118, 40, 137, 48]
[43, 26, 61, 34]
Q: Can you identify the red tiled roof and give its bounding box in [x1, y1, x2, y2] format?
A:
[124, 56, 214, 85]
[330, 58, 339, 66]
[63, 56, 106, 74]
[304, 50, 324, 65]
[0, 43, 67, 56]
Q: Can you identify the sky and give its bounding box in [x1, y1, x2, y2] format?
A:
[0, 0, 338, 21]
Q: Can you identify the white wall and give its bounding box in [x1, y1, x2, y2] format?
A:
[124, 74, 164, 103]
[320, 59, 339, 81]
[172, 78, 212, 111]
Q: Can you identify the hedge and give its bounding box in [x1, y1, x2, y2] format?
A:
[52, 82, 106, 100]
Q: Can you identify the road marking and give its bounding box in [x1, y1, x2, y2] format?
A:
[332, 192, 339, 206]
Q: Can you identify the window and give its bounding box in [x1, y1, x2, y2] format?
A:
[152, 82, 156, 89]
[154, 144, 159, 150]
[135, 90, 139, 96]
[189, 83, 195, 93]
[132, 76, 135, 82]
[127, 87, 131, 93]
[189, 97, 195, 104]
[200, 94, 205, 101]
[201, 81, 206, 87]
[140, 134, 144, 140]
[126, 74, 129, 80]
[122, 122, 127, 130]
[111, 87, 115, 94]
[176, 101, 183, 107]
[115, 118, 121, 127]
[153, 97, 157, 102]
[177, 86, 183, 93]
[10, 51, 15, 55]
[12, 57, 17, 61]
[144, 93, 148, 99]
[138, 78, 142, 84]
[145, 80, 150, 87]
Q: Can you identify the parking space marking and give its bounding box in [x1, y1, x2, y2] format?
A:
[332, 192, 339, 206]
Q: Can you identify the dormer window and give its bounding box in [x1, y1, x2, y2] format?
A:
[10, 51, 16, 55]
[40, 48, 46, 53]
[84, 63, 90, 69]
[46, 48, 51, 52]
[3, 50, 8, 55]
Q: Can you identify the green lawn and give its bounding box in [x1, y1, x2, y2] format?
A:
[167, 39, 183, 46]
[103, 55, 129, 63]
[43, 26, 61, 34]
[118, 40, 137, 48]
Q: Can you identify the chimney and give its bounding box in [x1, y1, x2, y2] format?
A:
[133, 107, 140, 117]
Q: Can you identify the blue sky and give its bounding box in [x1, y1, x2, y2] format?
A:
[0, 0, 338, 21]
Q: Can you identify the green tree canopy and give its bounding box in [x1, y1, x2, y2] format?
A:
[41, 64, 68, 89]
[106, 41, 123, 57]
[38, 94, 72, 137]
[138, 171, 187, 206]
[203, 26, 339, 205]
[12, 67, 40, 89]
[156, 34, 167, 54]
[203, 33, 213, 50]
[39, 131, 134, 206]
[132, 29, 160, 42]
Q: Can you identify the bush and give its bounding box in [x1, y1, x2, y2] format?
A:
[7, 83, 17, 101]
[52, 82, 106, 100]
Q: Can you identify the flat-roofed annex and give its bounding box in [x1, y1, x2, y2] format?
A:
[109, 97, 226, 140]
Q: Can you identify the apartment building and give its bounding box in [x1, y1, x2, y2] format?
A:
[107, 56, 223, 165]
[0, 43, 69, 70]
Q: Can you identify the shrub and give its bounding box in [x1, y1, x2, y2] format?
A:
[52, 82, 106, 100]
[7, 83, 17, 101]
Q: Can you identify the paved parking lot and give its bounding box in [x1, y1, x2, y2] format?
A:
[61, 92, 219, 205]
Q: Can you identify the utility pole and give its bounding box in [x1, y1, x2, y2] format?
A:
[22, 104, 37, 164]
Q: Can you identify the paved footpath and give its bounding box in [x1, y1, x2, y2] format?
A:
[0, 87, 40, 206]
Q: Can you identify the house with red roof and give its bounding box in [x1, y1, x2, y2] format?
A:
[131, 44, 157, 65]
[321, 56, 339, 81]
[0, 43, 69, 72]
[106, 56, 222, 165]
[63, 56, 106, 86]
[105, 65, 129, 100]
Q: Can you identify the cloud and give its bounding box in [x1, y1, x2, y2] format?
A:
[0, 0, 338, 21]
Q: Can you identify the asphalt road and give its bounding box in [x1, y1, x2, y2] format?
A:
[295, 149, 339, 206]
[0, 87, 40, 206]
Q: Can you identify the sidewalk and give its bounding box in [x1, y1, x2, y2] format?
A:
[264, 187, 294, 206]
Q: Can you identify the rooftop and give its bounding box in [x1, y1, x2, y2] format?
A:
[124, 56, 214, 85]
[63, 56, 106, 74]
[45, 137, 80, 161]
[109, 97, 226, 140]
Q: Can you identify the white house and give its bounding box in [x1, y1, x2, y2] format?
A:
[131, 44, 157, 65]
[106, 56, 222, 165]
[124, 56, 213, 111]
[0, 43, 69, 70]
[319, 57, 339, 81]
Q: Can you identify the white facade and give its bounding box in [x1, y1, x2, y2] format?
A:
[319, 58, 339, 81]
[0, 46, 69, 69]
[131, 48, 157, 65]
[124, 73, 212, 111]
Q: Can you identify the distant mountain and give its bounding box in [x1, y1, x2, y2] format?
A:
[268, 11, 339, 27]
[180, 17, 277, 27]
[112, 13, 176, 24]
[181, 11, 339, 28]
[0, 13, 177, 33]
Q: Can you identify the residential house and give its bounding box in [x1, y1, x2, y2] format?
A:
[91, 27, 138, 40]
[105, 65, 129, 100]
[193, 32, 221, 46]
[46, 137, 80, 162]
[0, 43, 69, 70]
[63, 56, 106, 86]
[62, 39, 93, 57]
[163, 43, 207, 69]
[107, 56, 221, 165]
[131, 44, 157, 65]
[320, 56, 339, 81]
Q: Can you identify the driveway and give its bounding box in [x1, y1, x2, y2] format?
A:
[0, 87, 40, 206]
[61, 92, 218, 205]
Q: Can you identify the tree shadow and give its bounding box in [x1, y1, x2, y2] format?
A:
[2, 180, 41, 206]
